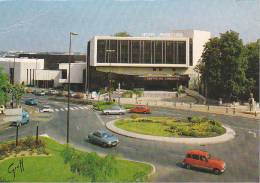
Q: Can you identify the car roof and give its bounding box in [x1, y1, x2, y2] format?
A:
[96, 129, 110, 135]
[186, 150, 209, 156]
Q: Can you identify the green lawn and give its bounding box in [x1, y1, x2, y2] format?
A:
[0, 137, 152, 182]
[115, 116, 226, 137]
[93, 101, 135, 111]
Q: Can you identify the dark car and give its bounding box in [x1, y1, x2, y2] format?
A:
[25, 98, 38, 105]
[87, 130, 119, 147]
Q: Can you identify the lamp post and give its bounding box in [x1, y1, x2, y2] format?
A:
[66, 32, 78, 144]
[105, 49, 115, 102]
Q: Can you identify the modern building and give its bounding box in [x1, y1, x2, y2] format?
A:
[0, 57, 61, 88]
[87, 30, 211, 91]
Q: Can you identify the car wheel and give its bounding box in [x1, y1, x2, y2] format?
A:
[105, 112, 109, 115]
[213, 168, 221, 175]
[186, 164, 191, 169]
[102, 142, 107, 147]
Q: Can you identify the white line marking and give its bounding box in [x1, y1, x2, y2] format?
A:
[70, 108, 75, 111]
[74, 107, 79, 110]
[79, 106, 84, 109]
[64, 107, 68, 110]
[60, 108, 64, 111]
[95, 112, 105, 125]
[55, 109, 59, 112]
[83, 106, 89, 109]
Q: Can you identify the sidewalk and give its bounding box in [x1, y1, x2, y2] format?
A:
[106, 120, 236, 145]
[118, 97, 260, 119]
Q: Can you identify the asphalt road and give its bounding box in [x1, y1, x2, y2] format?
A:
[0, 95, 259, 182]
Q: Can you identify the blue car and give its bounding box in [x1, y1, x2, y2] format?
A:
[87, 130, 119, 147]
[25, 98, 38, 105]
[11, 111, 30, 126]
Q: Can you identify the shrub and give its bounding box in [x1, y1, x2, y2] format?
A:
[122, 91, 133, 98]
[130, 114, 140, 119]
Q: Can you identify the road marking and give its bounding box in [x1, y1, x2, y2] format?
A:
[83, 106, 89, 109]
[70, 108, 75, 111]
[74, 107, 79, 110]
[60, 108, 64, 111]
[95, 112, 105, 125]
[64, 108, 68, 110]
[248, 131, 257, 138]
[79, 106, 84, 109]
[55, 109, 59, 112]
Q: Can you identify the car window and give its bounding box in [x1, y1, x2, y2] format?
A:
[186, 154, 192, 158]
[102, 133, 113, 138]
[200, 156, 207, 161]
[111, 106, 120, 110]
[93, 132, 101, 137]
[192, 154, 200, 160]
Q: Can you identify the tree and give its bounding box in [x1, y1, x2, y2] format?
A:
[132, 88, 144, 104]
[197, 30, 253, 102]
[245, 39, 260, 102]
[0, 66, 9, 105]
[114, 32, 131, 37]
[12, 84, 25, 107]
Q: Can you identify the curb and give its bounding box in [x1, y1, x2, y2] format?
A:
[106, 120, 236, 145]
[40, 134, 156, 180]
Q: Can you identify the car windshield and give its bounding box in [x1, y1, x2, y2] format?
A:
[111, 106, 120, 110]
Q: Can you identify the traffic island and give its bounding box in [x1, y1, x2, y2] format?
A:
[0, 136, 153, 182]
[106, 116, 236, 144]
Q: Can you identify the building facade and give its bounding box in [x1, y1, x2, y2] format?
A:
[87, 30, 211, 91]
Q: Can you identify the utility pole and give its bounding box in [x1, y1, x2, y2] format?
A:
[66, 32, 78, 144]
[118, 82, 121, 105]
[105, 49, 115, 102]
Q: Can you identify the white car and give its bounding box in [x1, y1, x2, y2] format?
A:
[39, 105, 54, 113]
[48, 89, 59, 95]
[103, 106, 126, 115]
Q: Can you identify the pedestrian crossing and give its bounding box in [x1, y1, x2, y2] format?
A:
[52, 106, 90, 113]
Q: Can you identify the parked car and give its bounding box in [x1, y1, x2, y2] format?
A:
[36, 90, 46, 96]
[25, 98, 38, 105]
[102, 105, 126, 115]
[182, 150, 226, 175]
[0, 105, 5, 114]
[11, 111, 30, 126]
[87, 130, 119, 147]
[48, 89, 59, 95]
[39, 105, 54, 113]
[25, 88, 33, 93]
[130, 105, 151, 114]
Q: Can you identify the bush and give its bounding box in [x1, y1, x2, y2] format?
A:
[62, 147, 119, 182]
[130, 114, 140, 119]
[122, 91, 133, 98]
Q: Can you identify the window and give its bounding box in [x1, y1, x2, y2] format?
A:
[97, 40, 106, 63]
[144, 41, 152, 63]
[192, 154, 200, 160]
[154, 41, 163, 64]
[132, 40, 140, 63]
[200, 156, 207, 161]
[186, 154, 192, 158]
[120, 40, 129, 63]
[9, 68, 14, 84]
[189, 38, 193, 66]
[61, 69, 67, 79]
[178, 41, 186, 64]
[94, 132, 101, 138]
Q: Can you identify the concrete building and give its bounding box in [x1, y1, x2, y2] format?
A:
[87, 30, 211, 91]
[0, 57, 61, 88]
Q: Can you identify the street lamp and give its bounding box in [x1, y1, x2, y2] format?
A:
[105, 49, 115, 102]
[66, 32, 78, 144]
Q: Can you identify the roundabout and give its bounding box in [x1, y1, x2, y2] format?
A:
[106, 117, 236, 144]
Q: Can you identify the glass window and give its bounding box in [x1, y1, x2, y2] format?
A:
[192, 154, 200, 160]
[178, 41, 186, 64]
[120, 40, 129, 63]
[110, 40, 118, 63]
[97, 40, 106, 63]
[132, 40, 140, 63]
[61, 69, 67, 79]
[154, 41, 163, 64]
[144, 41, 152, 64]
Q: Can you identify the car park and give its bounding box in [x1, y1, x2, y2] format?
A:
[182, 150, 226, 175]
[102, 105, 126, 115]
[25, 98, 38, 105]
[87, 130, 119, 147]
[130, 105, 151, 114]
[39, 105, 54, 113]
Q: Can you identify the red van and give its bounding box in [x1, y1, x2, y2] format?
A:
[182, 150, 226, 175]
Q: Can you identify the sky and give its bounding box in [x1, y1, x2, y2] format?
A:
[0, 0, 259, 53]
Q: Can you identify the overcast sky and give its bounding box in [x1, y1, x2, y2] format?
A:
[0, 0, 259, 52]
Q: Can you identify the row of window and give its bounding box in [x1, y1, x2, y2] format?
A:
[96, 40, 187, 65]
[186, 154, 208, 161]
